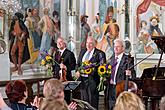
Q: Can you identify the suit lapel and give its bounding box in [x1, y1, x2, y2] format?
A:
[61, 49, 67, 59]
[89, 48, 97, 62]
[117, 54, 127, 76]
[80, 49, 87, 62]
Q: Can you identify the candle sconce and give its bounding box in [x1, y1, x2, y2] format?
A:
[67, 0, 76, 16]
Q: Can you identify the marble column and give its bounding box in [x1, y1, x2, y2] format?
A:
[129, 0, 137, 55]
[117, 0, 125, 39]
[0, 12, 10, 81]
[161, 7, 165, 35]
[61, 0, 80, 59]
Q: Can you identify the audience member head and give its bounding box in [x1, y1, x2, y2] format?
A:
[160, 96, 165, 110]
[114, 91, 145, 110]
[57, 37, 67, 50]
[43, 79, 64, 102]
[86, 36, 96, 52]
[40, 99, 69, 110]
[114, 38, 125, 56]
[5, 80, 27, 103]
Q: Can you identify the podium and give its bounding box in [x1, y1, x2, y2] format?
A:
[63, 81, 81, 101]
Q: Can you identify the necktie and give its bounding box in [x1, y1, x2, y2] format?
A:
[57, 51, 61, 62]
[110, 57, 118, 84]
[84, 51, 91, 61]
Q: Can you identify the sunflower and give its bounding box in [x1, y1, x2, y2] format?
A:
[97, 64, 111, 92]
[107, 65, 112, 74]
[41, 59, 46, 65]
[46, 55, 52, 61]
[79, 61, 95, 75]
[84, 68, 93, 74]
[98, 65, 106, 76]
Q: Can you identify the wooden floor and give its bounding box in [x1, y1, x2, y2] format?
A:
[99, 95, 108, 110]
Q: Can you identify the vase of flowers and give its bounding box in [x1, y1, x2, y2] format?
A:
[97, 64, 111, 92]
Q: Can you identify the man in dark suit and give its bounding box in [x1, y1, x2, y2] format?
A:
[76, 36, 106, 109]
[107, 38, 136, 110]
[53, 37, 76, 81]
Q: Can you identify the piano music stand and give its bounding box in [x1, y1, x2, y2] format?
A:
[152, 36, 165, 80]
[63, 81, 81, 101]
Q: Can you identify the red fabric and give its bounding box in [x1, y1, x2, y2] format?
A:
[136, 0, 151, 32]
[152, 0, 165, 6]
[137, 0, 151, 14]
[136, 0, 165, 32]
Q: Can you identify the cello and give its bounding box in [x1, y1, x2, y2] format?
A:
[116, 80, 138, 97]
[116, 52, 154, 97]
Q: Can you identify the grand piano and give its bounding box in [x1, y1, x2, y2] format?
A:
[134, 36, 165, 110]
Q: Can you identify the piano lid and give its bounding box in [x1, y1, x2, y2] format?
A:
[151, 36, 165, 80]
[152, 36, 165, 53]
[141, 67, 165, 79]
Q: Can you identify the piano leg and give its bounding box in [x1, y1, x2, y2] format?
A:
[143, 96, 160, 110]
[147, 97, 152, 110]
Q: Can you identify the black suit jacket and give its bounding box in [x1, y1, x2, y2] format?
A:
[53, 48, 76, 81]
[76, 48, 106, 85]
[108, 53, 136, 83]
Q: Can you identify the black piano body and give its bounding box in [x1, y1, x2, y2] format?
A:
[134, 67, 165, 110]
[134, 36, 165, 110]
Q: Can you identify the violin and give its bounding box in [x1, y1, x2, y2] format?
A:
[60, 58, 67, 82]
[60, 68, 67, 82]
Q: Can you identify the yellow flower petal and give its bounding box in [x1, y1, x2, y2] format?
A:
[41, 59, 46, 65]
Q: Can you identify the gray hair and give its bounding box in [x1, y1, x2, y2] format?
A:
[87, 36, 97, 46]
[114, 38, 125, 49]
[57, 37, 67, 46]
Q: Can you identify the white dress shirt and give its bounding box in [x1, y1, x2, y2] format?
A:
[113, 52, 124, 84]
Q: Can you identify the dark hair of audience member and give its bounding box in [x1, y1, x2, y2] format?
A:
[5, 80, 27, 103]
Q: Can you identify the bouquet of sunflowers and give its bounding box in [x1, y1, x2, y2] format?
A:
[40, 50, 54, 76]
[97, 64, 111, 92]
[78, 61, 96, 75]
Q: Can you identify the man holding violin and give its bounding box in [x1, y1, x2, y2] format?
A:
[53, 37, 76, 81]
[106, 38, 136, 110]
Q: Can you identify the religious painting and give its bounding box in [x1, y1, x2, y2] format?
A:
[0, 9, 5, 39]
[7, 1, 51, 79]
[136, 1, 165, 54]
[135, 0, 165, 77]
